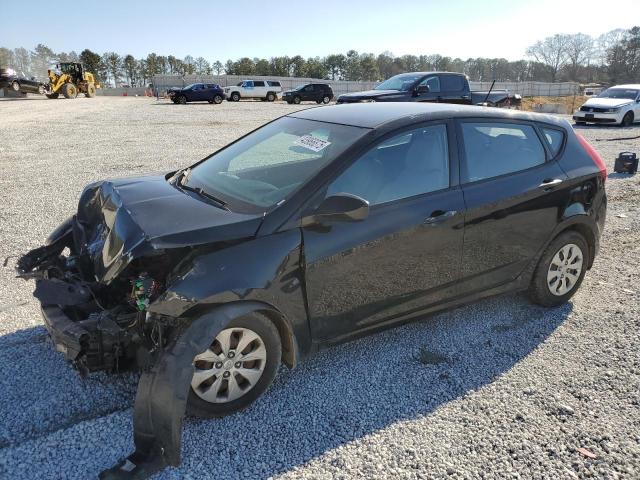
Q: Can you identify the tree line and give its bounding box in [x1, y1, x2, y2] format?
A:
[0, 26, 638, 87]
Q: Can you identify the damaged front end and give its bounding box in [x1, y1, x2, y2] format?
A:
[17, 193, 175, 376]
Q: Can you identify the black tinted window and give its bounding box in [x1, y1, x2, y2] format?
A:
[328, 124, 449, 205]
[254, 81, 265, 87]
[461, 122, 546, 182]
[542, 128, 564, 156]
[441, 75, 464, 91]
[418, 76, 440, 93]
[267, 81, 281, 87]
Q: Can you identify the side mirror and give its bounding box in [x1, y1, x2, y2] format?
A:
[302, 193, 369, 227]
[415, 84, 430, 94]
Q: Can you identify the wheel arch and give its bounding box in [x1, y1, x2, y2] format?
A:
[547, 214, 598, 270]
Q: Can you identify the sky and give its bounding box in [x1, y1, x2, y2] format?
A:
[1, 0, 639, 61]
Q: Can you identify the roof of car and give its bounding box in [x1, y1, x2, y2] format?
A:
[610, 84, 640, 89]
[287, 103, 569, 129]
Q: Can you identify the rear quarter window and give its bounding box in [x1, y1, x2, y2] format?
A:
[461, 122, 546, 183]
[542, 128, 565, 156]
[267, 81, 281, 87]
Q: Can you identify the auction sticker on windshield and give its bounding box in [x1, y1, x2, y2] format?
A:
[294, 135, 331, 152]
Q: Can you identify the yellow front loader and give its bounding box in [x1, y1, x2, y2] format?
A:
[45, 62, 100, 99]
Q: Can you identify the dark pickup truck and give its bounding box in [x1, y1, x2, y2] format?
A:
[337, 72, 521, 107]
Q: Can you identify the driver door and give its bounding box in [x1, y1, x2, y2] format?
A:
[302, 122, 465, 341]
[414, 75, 441, 103]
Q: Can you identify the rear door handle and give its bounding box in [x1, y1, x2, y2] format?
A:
[538, 178, 563, 190]
[424, 210, 457, 225]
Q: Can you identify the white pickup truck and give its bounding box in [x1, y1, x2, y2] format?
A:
[224, 80, 282, 102]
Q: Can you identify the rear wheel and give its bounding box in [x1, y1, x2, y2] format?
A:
[528, 231, 588, 307]
[187, 313, 281, 418]
[621, 111, 634, 127]
[85, 83, 96, 98]
[213, 94, 223, 104]
[11, 81, 20, 92]
[266, 92, 276, 102]
[62, 83, 77, 99]
[322, 95, 331, 104]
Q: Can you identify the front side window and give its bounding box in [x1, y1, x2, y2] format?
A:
[327, 124, 449, 205]
[186, 117, 368, 213]
[375, 73, 425, 91]
[461, 122, 546, 183]
[418, 76, 440, 93]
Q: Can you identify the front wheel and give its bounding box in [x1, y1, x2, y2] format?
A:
[621, 112, 634, 127]
[187, 313, 281, 418]
[322, 95, 331, 104]
[528, 231, 588, 307]
[11, 81, 20, 92]
[177, 95, 187, 104]
[293, 95, 301, 104]
[62, 83, 77, 99]
[231, 92, 240, 102]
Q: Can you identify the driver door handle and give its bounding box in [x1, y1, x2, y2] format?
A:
[538, 178, 563, 190]
[424, 210, 457, 225]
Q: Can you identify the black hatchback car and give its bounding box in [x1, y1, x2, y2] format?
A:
[18, 103, 606, 477]
[283, 83, 333, 104]
[167, 83, 225, 104]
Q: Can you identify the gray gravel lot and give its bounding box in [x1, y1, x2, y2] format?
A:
[0, 96, 638, 479]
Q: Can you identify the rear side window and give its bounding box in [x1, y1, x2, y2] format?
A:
[254, 81, 265, 87]
[267, 81, 281, 87]
[461, 122, 546, 182]
[441, 75, 464, 91]
[542, 128, 564, 156]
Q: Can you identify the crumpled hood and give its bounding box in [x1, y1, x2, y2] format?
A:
[583, 97, 634, 108]
[75, 174, 263, 283]
[338, 89, 404, 102]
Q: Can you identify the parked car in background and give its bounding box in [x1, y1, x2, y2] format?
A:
[336, 71, 521, 107]
[18, 102, 606, 478]
[0, 68, 45, 95]
[282, 83, 333, 104]
[224, 79, 282, 102]
[573, 85, 640, 126]
[167, 83, 225, 104]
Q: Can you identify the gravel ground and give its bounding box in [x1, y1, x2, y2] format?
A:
[0, 96, 638, 479]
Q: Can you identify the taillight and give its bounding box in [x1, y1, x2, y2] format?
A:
[576, 133, 607, 181]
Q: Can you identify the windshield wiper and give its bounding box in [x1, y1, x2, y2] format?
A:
[173, 170, 229, 210]
[179, 183, 230, 210]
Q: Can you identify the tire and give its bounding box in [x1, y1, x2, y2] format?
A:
[187, 312, 281, 418]
[11, 81, 20, 92]
[62, 83, 77, 99]
[85, 83, 96, 98]
[528, 231, 588, 307]
[293, 95, 301, 104]
[46, 92, 59, 99]
[621, 112, 634, 127]
[37, 85, 45, 95]
[177, 95, 187, 104]
[231, 92, 240, 102]
[213, 95, 223, 104]
[322, 95, 331, 104]
[266, 92, 276, 102]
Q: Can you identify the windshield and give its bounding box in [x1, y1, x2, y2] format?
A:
[597, 88, 639, 100]
[375, 73, 424, 91]
[185, 117, 368, 213]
